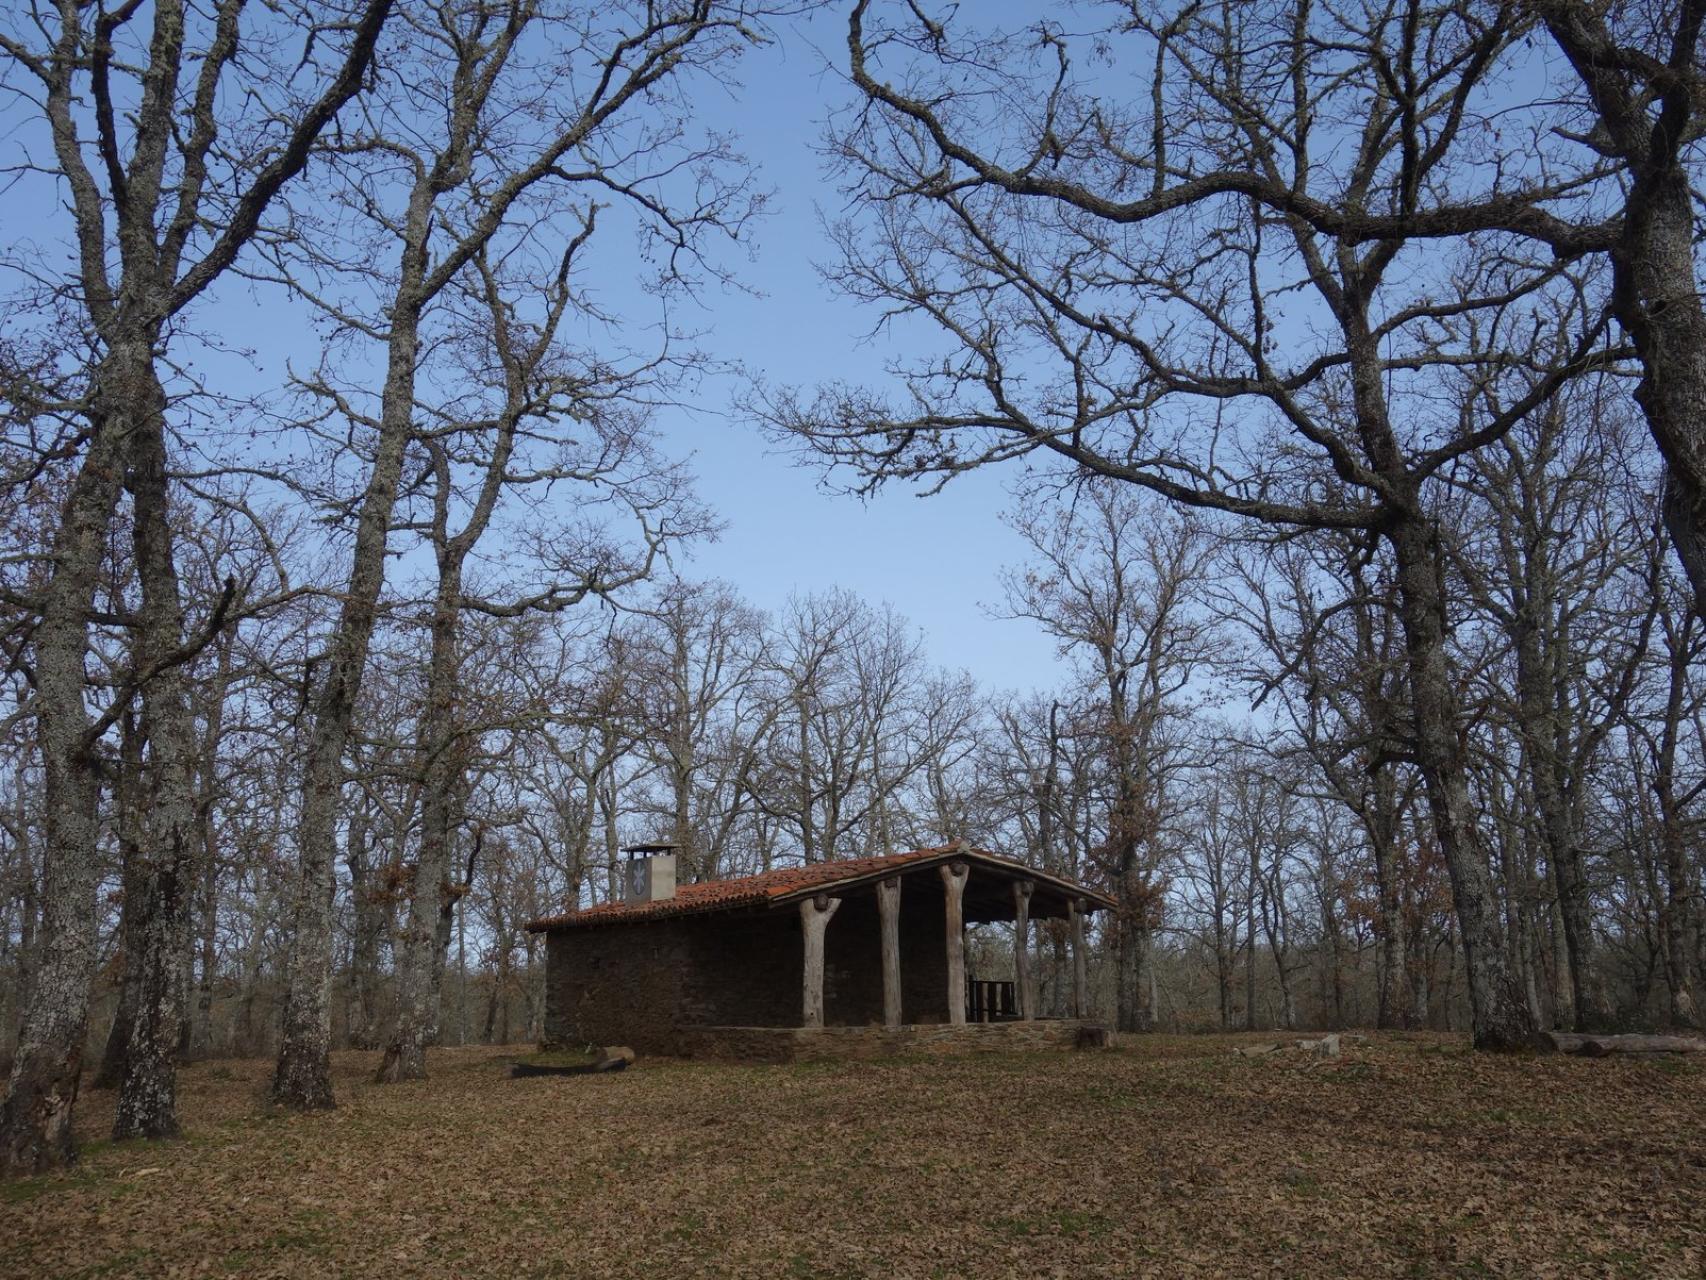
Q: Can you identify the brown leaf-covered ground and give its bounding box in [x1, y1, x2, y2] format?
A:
[2, 1032, 1702, 1278]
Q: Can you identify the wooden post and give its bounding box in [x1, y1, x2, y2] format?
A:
[1069, 896, 1088, 1019]
[1013, 881, 1034, 1020]
[941, 862, 968, 1026]
[878, 876, 903, 1028]
[800, 893, 841, 1029]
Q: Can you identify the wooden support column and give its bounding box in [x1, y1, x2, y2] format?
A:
[800, 893, 841, 1029]
[1013, 880, 1034, 1021]
[941, 861, 968, 1026]
[878, 876, 903, 1028]
[1069, 896, 1088, 1018]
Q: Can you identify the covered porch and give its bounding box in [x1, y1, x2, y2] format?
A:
[781, 851, 1107, 1033]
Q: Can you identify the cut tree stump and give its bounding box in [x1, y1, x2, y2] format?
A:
[510, 1045, 635, 1077]
[1074, 1026, 1109, 1050]
[1534, 1031, 1706, 1057]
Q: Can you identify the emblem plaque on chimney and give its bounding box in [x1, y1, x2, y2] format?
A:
[620, 842, 678, 904]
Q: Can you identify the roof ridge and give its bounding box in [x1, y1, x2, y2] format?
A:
[525, 844, 1113, 932]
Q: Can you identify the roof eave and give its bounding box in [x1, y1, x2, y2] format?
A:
[767, 847, 1116, 912]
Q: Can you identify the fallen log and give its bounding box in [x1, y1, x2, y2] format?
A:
[511, 1045, 636, 1077]
[1534, 1031, 1706, 1057]
[511, 1057, 627, 1078]
[1235, 1033, 1345, 1058]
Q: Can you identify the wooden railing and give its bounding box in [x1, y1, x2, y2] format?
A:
[966, 978, 1018, 1022]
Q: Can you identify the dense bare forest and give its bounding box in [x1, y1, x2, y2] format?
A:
[3, 0, 1706, 1186]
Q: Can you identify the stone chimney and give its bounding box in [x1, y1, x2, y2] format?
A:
[621, 842, 677, 905]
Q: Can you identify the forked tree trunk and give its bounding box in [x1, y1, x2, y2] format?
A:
[0, 351, 136, 1176]
[1387, 510, 1536, 1050]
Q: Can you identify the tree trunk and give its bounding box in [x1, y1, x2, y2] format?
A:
[188, 640, 230, 1060]
[1069, 898, 1088, 1019]
[190, 807, 220, 1059]
[1387, 511, 1537, 1050]
[878, 876, 902, 1028]
[799, 895, 840, 1028]
[1115, 902, 1155, 1033]
[1368, 772, 1406, 1030]
[273, 287, 425, 1110]
[1013, 881, 1033, 1020]
[1214, 910, 1231, 1030]
[1655, 612, 1702, 1028]
[95, 723, 146, 1097]
[1512, 597, 1605, 1031]
[941, 862, 967, 1025]
[234, 889, 271, 1059]
[344, 799, 382, 1049]
[1049, 929, 1069, 1018]
[1245, 840, 1260, 1032]
[0, 345, 137, 1176]
[112, 371, 205, 1141]
[383, 575, 462, 1083]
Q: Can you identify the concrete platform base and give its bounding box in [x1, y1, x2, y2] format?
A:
[676, 1019, 1106, 1063]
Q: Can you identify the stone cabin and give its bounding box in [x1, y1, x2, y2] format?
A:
[525, 842, 1114, 1061]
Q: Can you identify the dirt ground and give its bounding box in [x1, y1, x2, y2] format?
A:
[1, 1031, 1701, 1278]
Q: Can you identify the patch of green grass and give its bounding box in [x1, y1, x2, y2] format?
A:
[663, 1210, 707, 1243]
[75, 1245, 155, 1277]
[783, 1250, 863, 1279]
[991, 1209, 1114, 1238]
[1083, 1084, 1140, 1109]
[1643, 1055, 1693, 1077]
[1, 1141, 116, 1203]
[1416, 1041, 1474, 1057]
[1466, 1103, 1545, 1128]
[1, 1170, 85, 1204]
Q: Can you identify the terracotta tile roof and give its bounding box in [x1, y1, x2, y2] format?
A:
[524, 844, 1114, 931]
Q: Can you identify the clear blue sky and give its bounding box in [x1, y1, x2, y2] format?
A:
[633, 5, 1065, 692]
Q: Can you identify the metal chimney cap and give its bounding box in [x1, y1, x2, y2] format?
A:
[621, 841, 679, 858]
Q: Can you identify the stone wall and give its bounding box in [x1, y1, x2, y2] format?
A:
[543, 881, 964, 1054]
[677, 1019, 1103, 1064]
[820, 888, 953, 1026]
